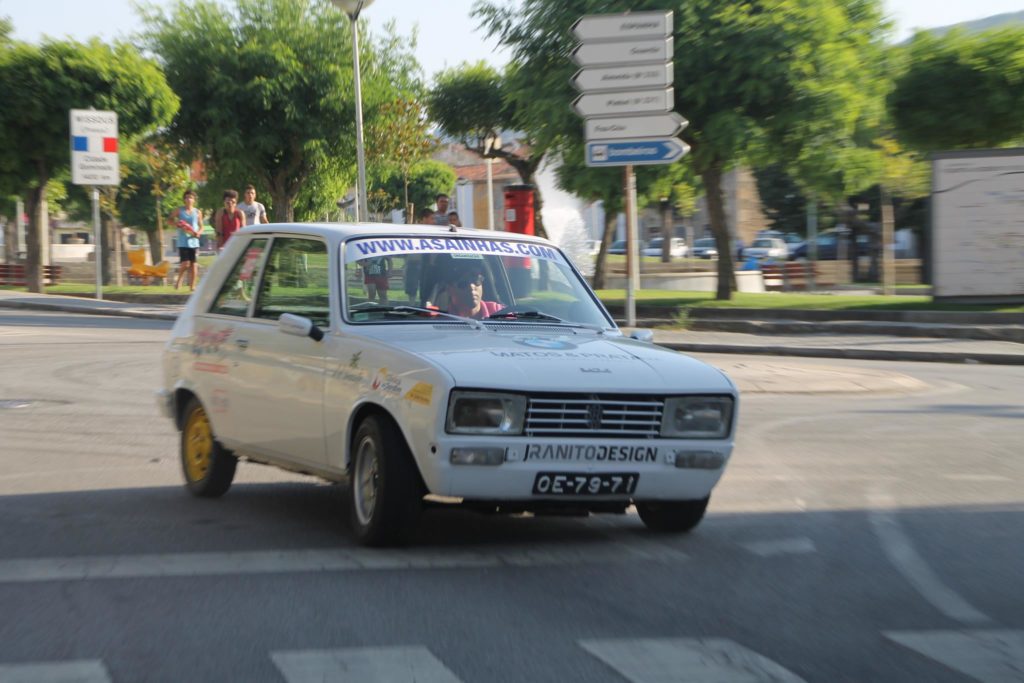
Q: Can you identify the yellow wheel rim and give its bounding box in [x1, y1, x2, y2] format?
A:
[184, 406, 214, 482]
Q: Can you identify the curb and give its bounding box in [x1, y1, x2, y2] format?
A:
[0, 299, 179, 321]
[659, 341, 1024, 366]
[688, 318, 1024, 344]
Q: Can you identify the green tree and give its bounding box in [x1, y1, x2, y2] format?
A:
[119, 135, 192, 264]
[367, 97, 438, 218]
[142, 0, 422, 223]
[427, 62, 552, 238]
[474, 0, 889, 299]
[890, 28, 1024, 151]
[0, 39, 178, 291]
[378, 160, 456, 221]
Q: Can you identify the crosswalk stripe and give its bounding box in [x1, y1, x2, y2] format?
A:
[0, 541, 688, 584]
[579, 637, 807, 682]
[271, 646, 463, 683]
[0, 660, 112, 683]
[885, 630, 1024, 683]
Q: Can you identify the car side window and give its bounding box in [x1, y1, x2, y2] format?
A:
[209, 238, 269, 317]
[253, 237, 330, 327]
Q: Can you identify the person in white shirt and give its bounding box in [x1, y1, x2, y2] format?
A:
[238, 184, 269, 226]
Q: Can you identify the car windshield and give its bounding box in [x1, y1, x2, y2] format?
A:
[343, 235, 613, 329]
[648, 238, 663, 247]
[751, 239, 773, 248]
[695, 238, 714, 247]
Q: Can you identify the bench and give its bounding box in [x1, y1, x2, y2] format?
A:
[0, 264, 63, 286]
[760, 262, 825, 291]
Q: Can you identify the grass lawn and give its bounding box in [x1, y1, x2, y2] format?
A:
[593, 290, 1024, 313]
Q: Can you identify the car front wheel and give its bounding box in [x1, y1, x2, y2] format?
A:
[636, 496, 709, 533]
[349, 415, 423, 546]
[180, 397, 237, 497]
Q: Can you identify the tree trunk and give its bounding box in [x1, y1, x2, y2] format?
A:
[24, 183, 45, 293]
[702, 165, 735, 300]
[3, 219, 16, 264]
[268, 188, 295, 223]
[661, 199, 672, 263]
[591, 212, 618, 290]
[150, 195, 164, 265]
[102, 214, 115, 286]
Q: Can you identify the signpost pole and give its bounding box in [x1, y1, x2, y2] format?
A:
[625, 165, 639, 327]
[92, 188, 102, 301]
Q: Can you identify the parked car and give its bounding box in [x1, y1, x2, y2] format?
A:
[690, 238, 719, 259]
[159, 222, 740, 546]
[742, 237, 787, 261]
[642, 237, 687, 258]
[608, 239, 628, 255]
[790, 231, 871, 260]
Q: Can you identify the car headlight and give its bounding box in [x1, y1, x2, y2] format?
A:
[661, 396, 733, 439]
[446, 391, 526, 435]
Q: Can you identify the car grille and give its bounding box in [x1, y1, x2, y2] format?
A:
[525, 394, 664, 438]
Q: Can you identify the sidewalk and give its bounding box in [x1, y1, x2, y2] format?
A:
[2, 290, 1022, 365]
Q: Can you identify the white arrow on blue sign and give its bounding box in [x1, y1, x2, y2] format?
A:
[586, 138, 690, 167]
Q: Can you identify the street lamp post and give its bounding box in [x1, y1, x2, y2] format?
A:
[331, 0, 375, 223]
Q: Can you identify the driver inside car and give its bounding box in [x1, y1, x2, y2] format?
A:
[441, 262, 504, 319]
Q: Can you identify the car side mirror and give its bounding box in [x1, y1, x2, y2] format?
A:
[629, 329, 654, 343]
[278, 313, 324, 342]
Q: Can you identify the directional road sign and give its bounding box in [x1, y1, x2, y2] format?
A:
[572, 11, 672, 42]
[585, 138, 690, 167]
[571, 37, 673, 68]
[572, 62, 673, 94]
[585, 112, 688, 141]
[70, 109, 119, 186]
[572, 87, 674, 118]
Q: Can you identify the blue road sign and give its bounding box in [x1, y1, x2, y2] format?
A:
[585, 138, 690, 167]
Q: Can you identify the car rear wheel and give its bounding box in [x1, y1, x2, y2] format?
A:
[636, 496, 709, 533]
[349, 415, 423, 546]
[180, 397, 237, 497]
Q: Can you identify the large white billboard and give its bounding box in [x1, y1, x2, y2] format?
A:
[932, 148, 1024, 301]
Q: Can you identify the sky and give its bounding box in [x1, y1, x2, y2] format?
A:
[3, 0, 1023, 79]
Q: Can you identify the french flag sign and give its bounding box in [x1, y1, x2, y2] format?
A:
[69, 109, 120, 186]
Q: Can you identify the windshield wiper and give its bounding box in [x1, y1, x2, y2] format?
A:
[349, 304, 486, 330]
[486, 308, 565, 322]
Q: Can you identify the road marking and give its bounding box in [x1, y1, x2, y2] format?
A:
[0, 542, 688, 584]
[741, 537, 817, 557]
[868, 488, 992, 625]
[0, 660, 112, 682]
[885, 630, 1024, 683]
[271, 646, 462, 683]
[579, 637, 807, 682]
[942, 474, 1012, 482]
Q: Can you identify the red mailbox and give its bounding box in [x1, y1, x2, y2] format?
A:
[503, 184, 535, 236]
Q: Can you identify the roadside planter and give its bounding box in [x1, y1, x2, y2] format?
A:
[158, 223, 739, 545]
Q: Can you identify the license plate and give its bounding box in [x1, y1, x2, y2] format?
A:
[532, 472, 639, 496]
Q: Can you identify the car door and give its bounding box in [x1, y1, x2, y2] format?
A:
[225, 236, 331, 467]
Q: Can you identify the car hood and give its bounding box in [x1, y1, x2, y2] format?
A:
[357, 326, 734, 394]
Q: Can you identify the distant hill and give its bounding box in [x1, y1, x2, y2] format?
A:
[921, 10, 1024, 37]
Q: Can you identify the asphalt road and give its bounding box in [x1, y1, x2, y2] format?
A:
[0, 309, 1022, 683]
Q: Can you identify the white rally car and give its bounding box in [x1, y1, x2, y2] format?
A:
[158, 223, 738, 545]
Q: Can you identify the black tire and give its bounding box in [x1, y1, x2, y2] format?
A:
[180, 397, 237, 498]
[636, 496, 710, 533]
[349, 415, 423, 546]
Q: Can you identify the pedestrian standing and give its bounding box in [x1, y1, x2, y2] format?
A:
[171, 189, 203, 291]
[238, 184, 269, 226]
[433, 194, 450, 225]
[213, 189, 245, 251]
